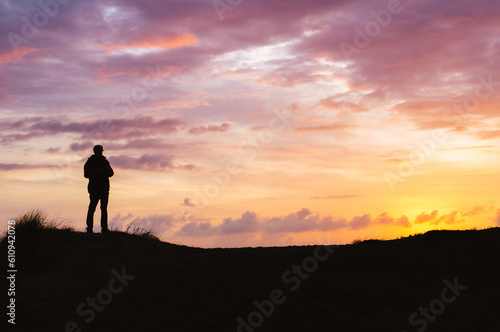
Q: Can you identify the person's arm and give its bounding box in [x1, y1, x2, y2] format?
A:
[105, 160, 114, 177]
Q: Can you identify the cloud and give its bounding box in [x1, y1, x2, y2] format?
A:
[110, 212, 176, 234]
[0, 163, 54, 171]
[396, 216, 411, 228]
[176, 211, 260, 237]
[415, 210, 439, 224]
[290, 0, 500, 133]
[476, 130, 500, 140]
[176, 221, 215, 238]
[414, 210, 465, 225]
[181, 198, 196, 207]
[461, 205, 487, 217]
[319, 99, 368, 113]
[106, 138, 179, 151]
[101, 32, 198, 54]
[109, 153, 200, 172]
[316, 216, 348, 231]
[374, 212, 394, 225]
[349, 214, 372, 230]
[108, 154, 175, 171]
[176, 207, 416, 238]
[0, 47, 38, 66]
[265, 208, 319, 233]
[295, 122, 352, 132]
[0, 116, 184, 143]
[311, 195, 358, 199]
[374, 213, 411, 228]
[128, 214, 177, 233]
[265, 209, 374, 233]
[110, 213, 135, 225]
[433, 211, 464, 225]
[46, 147, 61, 153]
[70, 141, 94, 152]
[188, 123, 230, 135]
[220, 211, 258, 234]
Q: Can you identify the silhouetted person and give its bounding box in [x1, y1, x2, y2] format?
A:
[84, 145, 114, 234]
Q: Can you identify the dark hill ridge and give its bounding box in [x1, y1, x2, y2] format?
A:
[3, 224, 500, 331]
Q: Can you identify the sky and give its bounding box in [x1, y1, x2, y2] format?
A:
[1, 0, 499, 248]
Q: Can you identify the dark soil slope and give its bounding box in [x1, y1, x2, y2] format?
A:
[3, 226, 500, 331]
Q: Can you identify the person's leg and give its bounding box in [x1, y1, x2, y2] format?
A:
[100, 191, 109, 232]
[86, 193, 99, 232]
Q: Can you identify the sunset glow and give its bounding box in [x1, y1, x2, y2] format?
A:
[1, 0, 499, 247]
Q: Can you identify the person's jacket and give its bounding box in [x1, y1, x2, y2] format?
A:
[84, 155, 114, 193]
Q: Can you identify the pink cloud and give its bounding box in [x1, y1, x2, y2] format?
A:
[188, 123, 230, 135]
[0, 47, 38, 66]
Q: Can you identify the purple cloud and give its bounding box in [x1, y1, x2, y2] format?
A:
[349, 214, 372, 230]
[108, 154, 175, 171]
[220, 211, 258, 234]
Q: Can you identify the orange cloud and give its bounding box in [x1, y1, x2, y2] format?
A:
[295, 122, 352, 132]
[414, 210, 465, 225]
[101, 32, 198, 53]
[415, 210, 438, 223]
[0, 47, 38, 66]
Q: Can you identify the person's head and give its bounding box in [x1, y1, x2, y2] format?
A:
[93, 145, 104, 156]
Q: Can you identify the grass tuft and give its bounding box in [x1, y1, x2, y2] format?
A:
[1, 209, 161, 246]
[1, 209, 74, 246]
[123, 222, 160, 241]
